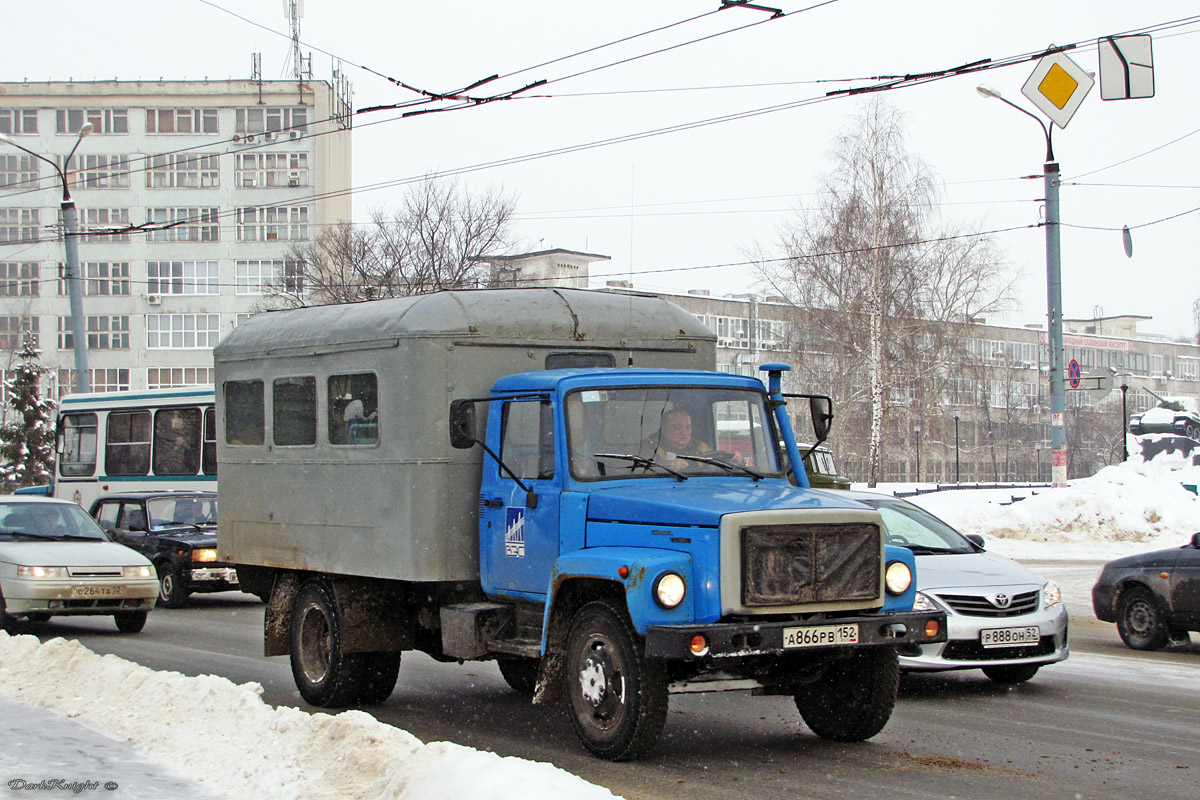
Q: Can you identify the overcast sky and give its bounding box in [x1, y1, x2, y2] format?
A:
[8, 1, 1200, 339]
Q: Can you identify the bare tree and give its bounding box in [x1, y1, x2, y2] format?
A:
[758, 98, 1013, 486]
[281, 177, 518, 307]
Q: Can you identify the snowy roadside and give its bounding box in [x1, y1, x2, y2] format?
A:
[0, 632, 623, 800]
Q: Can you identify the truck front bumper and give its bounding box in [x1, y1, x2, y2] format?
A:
[645, 610, 947, 660]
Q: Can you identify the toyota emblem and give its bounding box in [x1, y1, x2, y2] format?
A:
[991, 593, 1011, 608]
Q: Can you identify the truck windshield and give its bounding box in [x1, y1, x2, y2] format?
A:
[565, 386, 781, 480]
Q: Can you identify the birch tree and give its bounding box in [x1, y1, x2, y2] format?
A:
[759, 98, 1013, 486]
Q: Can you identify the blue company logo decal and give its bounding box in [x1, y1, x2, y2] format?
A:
[505, 507, 526, 558]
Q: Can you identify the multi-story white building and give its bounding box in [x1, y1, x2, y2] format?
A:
[0, 78, 351, 396]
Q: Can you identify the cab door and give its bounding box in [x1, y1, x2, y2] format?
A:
[479, 398, 561, 597]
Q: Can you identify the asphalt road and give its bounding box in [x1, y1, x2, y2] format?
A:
[12, 572, 1200, 800]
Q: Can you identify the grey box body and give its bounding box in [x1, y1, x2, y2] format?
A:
[214, 288, 716, 584]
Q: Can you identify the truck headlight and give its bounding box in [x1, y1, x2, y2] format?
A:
[884, 561, 912, 596]
[124, 565, 153, 578]
[17, 565, 65, 579]
[653, 572, 686, 609]
[1043, 580, 1062, 609]
[192, 548, 218, 563]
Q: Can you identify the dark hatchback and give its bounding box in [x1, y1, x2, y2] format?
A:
[1092, 532, 1200, 650]
[89, 491, 241, 608]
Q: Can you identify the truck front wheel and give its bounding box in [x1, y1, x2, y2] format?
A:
[290, 580, 365, 707]
[793, 647, 899, 742]
[563, 599, 668, 761]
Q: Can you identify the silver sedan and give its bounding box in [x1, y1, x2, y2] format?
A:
[842, 491, 1069, 683]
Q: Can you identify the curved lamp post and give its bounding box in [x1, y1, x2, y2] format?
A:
[0, 122, 94, 392]
[977, 84, 1067, 487]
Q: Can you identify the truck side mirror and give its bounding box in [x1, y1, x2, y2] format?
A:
[809, 396, 833, 444]
[448, 399, 478, 449]
[1191, 532, 1200, 549]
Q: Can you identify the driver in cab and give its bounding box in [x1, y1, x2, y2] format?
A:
[645, 408, 742, 471]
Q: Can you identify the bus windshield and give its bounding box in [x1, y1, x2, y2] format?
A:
[565, 386, 781, 480]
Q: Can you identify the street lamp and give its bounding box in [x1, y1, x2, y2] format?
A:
[1120, 380, 1130, 461]
[0, 122, 94, 393]
[977, 84, 1067, 487]
[953, 410, 961, 483]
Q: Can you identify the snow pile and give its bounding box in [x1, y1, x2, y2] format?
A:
[906, 459, 1200, 560]
[0, 632, 622, 800]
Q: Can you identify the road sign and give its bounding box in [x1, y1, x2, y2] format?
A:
[1098, 35, 1154, 100]
[1021, 51, 1095, 129]
[1067, 359, 1082, 389]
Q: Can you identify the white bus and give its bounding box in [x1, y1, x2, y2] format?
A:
[54, 386, 217, 509]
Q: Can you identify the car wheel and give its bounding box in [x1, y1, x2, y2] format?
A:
[357, 651, 401, 706]
[563, 599, 668, 761]
[289, 579, 365, 707]
[1117, 586, 1169, 651]
[156, 563, 189, 608]
[982, 663, 1040, 684]
[794, 647, 899, 742]
[1188, 424, 1200, 440]
[114, 611, 148, 634]
[0, 594, 15, 633]
[497, 656, 539, 696]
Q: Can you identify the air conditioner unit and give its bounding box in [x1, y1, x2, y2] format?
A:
[288, 172, 300, 187]
[289, 131, 299, 139]
[262, 131, 276, 141]
[146, 294, 161, 305]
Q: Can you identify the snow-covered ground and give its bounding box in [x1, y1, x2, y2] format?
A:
[2, 445, 1198, 800]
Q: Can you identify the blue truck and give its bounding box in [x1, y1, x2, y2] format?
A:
[215, 288, 944, 760]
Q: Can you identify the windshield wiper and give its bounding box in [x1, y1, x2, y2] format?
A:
[0, 530, 60, 540]
[904, 545, 961, 555]
[676, 454, 765, 480]
[592, 453, 687, 481]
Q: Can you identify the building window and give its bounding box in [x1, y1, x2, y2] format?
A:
[0, 109, 38, 135]
[235, 107, 308, 134]
[0, 154, 37, 188]
[146, 313, 221, 349]
[56, 108, 128, 134]
[147, 367, 214, 389]
[235, 206, 308, 242]
[58, 315, 130, 350]
[56, 262, 129, 296]
[145, 108, 219, 134]
[60, 154, 131, 189]
[0, 316, 38, 350]
[146, 207, 219, 242]
[55, 369, 130, 398]
[0, 209, 41, 243]
[79, 208, 131, 243]
[146, 154, 220, 188]
[236, 259, 303, 295]
[0, 263, 39, 297]
[146, 261, 219, 295]
[235, 152, 309, 187]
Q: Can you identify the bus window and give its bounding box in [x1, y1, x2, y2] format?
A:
[203, 408, 217, 474]
[225, 380, 264, 446]
[59, 413, 98, 477]
[107, 411, 151, 476]
[153, 407, 202, 475]
[273, 376, 316, 446]
[328, 373, 378, 446]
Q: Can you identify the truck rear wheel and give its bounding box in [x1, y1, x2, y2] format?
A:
[290, 580, 365, 707]
[563, 599, 668, 761]
[794, 647, 898, 742]
[357, 652, 401, 705]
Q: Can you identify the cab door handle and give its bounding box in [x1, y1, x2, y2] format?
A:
[483, 498, 504, 508]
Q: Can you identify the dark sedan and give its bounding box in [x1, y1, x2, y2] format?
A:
[1092, 532, 1200, 650]
[89, 492, 241, 608]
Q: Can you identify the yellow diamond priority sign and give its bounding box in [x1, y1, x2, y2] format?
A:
[1021, 52, 1094, 129]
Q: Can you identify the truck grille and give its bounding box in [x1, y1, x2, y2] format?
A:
[740, 523, 880, 606]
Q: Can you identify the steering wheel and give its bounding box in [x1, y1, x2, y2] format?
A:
[706, 450, 736, 461]
[886, 534, 912, 546]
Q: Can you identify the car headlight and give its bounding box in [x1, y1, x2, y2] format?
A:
[912, 591, 945, 613]
[192, 548, 218, 563]
[653, 572, 686, 609]
[884, 560, 913, 596]
[16, 565, 65, 579]
[1042, 580, 1062, 609]
[124, 565, 153, 578]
